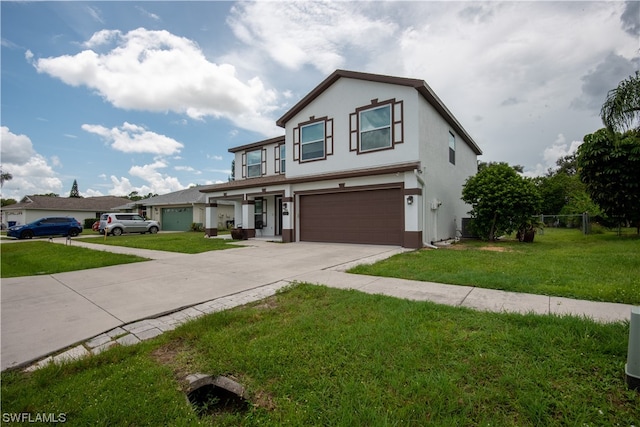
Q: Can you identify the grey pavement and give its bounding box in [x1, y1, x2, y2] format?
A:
[1, 237, 636, 371]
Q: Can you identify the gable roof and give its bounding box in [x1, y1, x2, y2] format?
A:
[228, 135, 285, 154]
[1, 195, 132, 212]
[276, 69, 482, 155]
[141, 186, 208, 206]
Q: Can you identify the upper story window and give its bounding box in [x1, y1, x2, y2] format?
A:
[301, 122, 324, 160]
[275, 144, 286, 174]
[350, 98, 403, 154]
[448, 131, 456, 165]
[293, 116, 334, 163]
[360, 105, 391, 151]
[247, 150, 261, 177]
[243, 148, 266, 178]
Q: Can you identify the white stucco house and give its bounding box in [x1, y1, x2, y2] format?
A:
[141, 186, 235, 231]
[199, 70, 482, 248]
[1, 195, 132, 228]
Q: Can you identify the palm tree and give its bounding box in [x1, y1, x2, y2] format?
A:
[600, 71, 640, 132]
[0, 169, 12, 188]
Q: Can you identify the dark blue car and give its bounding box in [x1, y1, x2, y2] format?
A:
[7, 217, 83, 239]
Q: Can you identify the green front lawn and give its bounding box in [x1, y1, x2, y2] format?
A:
[80, 231, 239, 254]
[0, 242, 149, 278]
[2, 284, 638, 425]
[349, 228, 640, 305]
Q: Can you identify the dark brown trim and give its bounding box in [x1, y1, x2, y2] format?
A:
[274, 143, 285, 174]
[295, 182, 403, 197]
[200, 161, 420, 193]
[404, 188, 422, 196]
[350, 99, 403, 155]
[242, 200, 256, 205]
[294, 116, 334, 164]
[207, 202, 218, 208]
[228, 135, 285, 153]
[282, 197, 293, 203]
[245, 228, 256, 238]
[282, 228, 294, 243]
[403, 231, 423, 249]
[245, 190, 285, 199]
[205, 228, 218, 237]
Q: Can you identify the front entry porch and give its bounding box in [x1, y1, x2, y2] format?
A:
[205, 193, 287, 242]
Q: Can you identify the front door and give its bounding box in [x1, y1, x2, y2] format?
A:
[276, 196, 282, 236]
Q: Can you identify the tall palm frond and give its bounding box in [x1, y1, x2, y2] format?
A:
[601, 71, 640, 133]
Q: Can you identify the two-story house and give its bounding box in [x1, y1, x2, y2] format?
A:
[199, 70, 482, 248]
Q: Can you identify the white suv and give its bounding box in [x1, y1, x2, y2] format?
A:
[99, 213, 160, 236]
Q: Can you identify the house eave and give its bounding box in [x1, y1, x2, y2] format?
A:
[228, 135, 285, 154]
[199, 161, 421, 194]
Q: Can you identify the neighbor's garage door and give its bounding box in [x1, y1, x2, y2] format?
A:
[299, 188, 403, 245]
[161, 207, 193, 231]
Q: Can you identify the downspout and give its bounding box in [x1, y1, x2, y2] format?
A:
[415, 168, 437, 249]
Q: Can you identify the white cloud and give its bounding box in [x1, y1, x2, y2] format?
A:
[108, 175, 136, 196]
[128, 160, 184, 194]
[34, 28, 281, 136]
[227, 2, 397, 74]
[524, 133, 583, 177]
[175, 165, 201, 174]
[1, 126, 35, 164]
[136, 6, 160, 22]
[0, 127, 62, 198]
[81, 122, 184, 155]
[86, 5, 105, 24]
[82, 188, 104, 197]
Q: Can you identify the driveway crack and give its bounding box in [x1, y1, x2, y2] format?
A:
[50, 275, 124, 323]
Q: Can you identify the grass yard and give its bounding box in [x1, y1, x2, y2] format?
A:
[349, 228, 640, 305]
[79, 231, 239, 254]
[1, 284, 638, 426]
[0, 242, 148, 278]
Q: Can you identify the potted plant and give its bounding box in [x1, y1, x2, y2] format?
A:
[231, 225, 247, 240]
[516, 218, 543, 243]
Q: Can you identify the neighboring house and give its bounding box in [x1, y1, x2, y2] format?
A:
[1, 195, 132, 227]
[142, 187, 235, 231]
[199, 70, 482, 248]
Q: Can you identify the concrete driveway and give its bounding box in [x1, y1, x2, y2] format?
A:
[2, 237, 634, 371]
[1, 239, 406, 370]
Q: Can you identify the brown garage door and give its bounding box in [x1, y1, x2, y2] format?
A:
[299, 188, 403, 245]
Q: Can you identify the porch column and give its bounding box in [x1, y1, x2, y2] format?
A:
[205, 200, 218, 237]
[281, 197, 294, 243]
[403, 189, 423, 248]
[242, 199, 256, 238]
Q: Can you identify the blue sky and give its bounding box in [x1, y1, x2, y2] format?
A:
[1, 1, 638, 200]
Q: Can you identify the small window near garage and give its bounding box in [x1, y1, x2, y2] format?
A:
[350, 99, 403, 154]
[293, 117, 334, 163]
[246, 150, 262, 178]
[449, 131, 456, 165]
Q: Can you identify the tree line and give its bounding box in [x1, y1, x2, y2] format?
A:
[463, 71, 640, 240]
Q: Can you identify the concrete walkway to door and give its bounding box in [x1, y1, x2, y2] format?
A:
[1, 238, 635, 371]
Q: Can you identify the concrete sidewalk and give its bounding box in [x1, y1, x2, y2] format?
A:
[1, 238, 635, 371]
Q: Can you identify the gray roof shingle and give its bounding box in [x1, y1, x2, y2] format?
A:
[2, 195, 132, 212]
